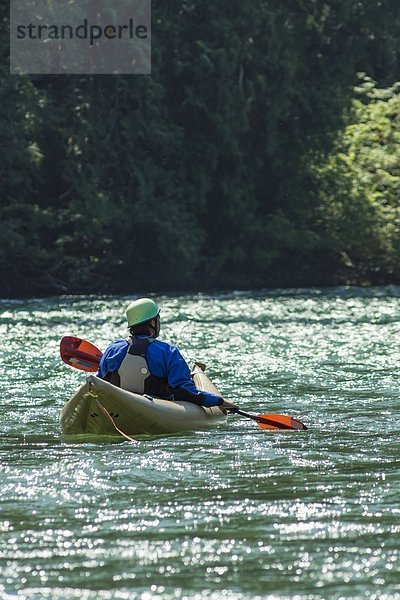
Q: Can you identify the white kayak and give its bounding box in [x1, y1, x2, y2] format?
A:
[60, 363, 227, 436]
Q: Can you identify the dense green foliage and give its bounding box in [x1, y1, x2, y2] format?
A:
[313, 77, 400, 283]
[1, 1, 400, 296]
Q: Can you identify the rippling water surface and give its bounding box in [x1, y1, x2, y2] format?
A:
[1, 288, 400, 599]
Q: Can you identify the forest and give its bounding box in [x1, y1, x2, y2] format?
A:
[1, 1, 400, 297]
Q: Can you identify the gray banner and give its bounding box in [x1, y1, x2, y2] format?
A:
[10, 0, 151, 75]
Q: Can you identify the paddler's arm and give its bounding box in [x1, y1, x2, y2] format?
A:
[148, 344, 228, 407]
[98, 339, 128, 381]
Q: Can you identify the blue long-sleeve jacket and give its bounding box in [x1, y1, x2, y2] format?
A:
[98, 337, 223, 407]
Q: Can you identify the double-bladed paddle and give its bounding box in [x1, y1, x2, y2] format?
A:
[60, 336, 307, 431]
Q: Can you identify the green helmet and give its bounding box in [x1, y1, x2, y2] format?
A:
[126, 298, 160, 328]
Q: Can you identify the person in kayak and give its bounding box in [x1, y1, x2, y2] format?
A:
[98, 298, 237, 411]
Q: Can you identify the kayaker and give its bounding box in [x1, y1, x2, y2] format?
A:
[98, 298, 237, 412]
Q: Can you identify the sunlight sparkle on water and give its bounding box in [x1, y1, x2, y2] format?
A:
[1, 289, 400, 597]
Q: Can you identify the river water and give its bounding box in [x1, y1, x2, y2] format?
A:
[0, 289, 399, 599]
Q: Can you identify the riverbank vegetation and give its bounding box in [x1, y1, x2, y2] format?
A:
[1, 1, 400, 296]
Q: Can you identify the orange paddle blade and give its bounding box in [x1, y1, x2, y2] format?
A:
[234, 409, 307, 430]
[60, 336, 103, 372]
[257, 414, 307, 431]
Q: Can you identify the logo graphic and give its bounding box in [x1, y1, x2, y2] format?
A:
[10, 0, 151, 75]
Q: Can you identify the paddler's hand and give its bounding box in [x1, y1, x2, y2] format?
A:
[219, 399, 239, 414]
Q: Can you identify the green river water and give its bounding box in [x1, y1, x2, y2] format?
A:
[0, 289, 399, 599]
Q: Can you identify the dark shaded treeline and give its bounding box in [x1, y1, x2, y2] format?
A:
[1, 1, 400, 297]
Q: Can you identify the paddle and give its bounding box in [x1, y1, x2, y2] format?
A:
[231, 408, 307, 431]
[60, 336, 102, 372]
[60, 336, 307, 431]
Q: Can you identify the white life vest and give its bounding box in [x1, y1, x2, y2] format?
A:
[118, 337, 153, 393]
